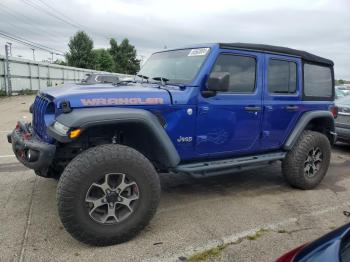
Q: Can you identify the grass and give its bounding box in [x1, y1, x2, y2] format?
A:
[0, 89, 37, 97]
[185, 228, 269, 261]
[247, 228, 269, 241]
[186, 244, 228, 262]
[17, 89, 37, 95]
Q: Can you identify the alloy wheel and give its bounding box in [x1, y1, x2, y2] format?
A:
[85, 173, 139, 224]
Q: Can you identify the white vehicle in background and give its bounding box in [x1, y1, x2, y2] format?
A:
[336, 86, 350, 99]
[82, 73, 121, 84]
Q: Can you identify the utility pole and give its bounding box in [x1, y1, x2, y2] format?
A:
[4, 44, 12, 96]
[6, 42, 12, 56]
[51, 52, 54, 63]
[31, 48, 35, 61]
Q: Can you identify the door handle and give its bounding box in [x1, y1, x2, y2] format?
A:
[285, 105, 299, 111]
[245, 106, 261, 112]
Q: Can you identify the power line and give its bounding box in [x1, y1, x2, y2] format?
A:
[0, 4, 68, 50]
[20, 0, 111, 40]
[0, 2, 70, 42]
[0, 30, 65, 54]
[34, 0, 87, 29]
[0, 31, 65, 55]
[20, 0, 81, 30]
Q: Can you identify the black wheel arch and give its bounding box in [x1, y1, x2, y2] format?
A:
[47, 108, 180, 169]
[284, 110, 336, 150]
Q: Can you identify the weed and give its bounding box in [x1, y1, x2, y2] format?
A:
[186, 244, 228, 262]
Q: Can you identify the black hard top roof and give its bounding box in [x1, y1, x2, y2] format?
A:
[219, 43, 334, 66]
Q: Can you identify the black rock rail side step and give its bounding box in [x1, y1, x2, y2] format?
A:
[174, 152, 286, 174]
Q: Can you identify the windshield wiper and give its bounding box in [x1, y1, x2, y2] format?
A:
[152, 76, 169, 86]
[136, 74, 149, 83]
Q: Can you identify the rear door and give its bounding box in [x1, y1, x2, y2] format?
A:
[196, 50, 263, 157]
[260, 54, 302, 150]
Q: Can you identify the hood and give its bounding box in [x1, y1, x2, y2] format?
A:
[41, 83, 172, 108]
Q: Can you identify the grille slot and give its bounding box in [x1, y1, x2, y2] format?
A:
[32, 95, 50, 140]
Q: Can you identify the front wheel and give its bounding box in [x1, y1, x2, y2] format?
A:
[57, 144, 161, 246]
[282, 130, 331, 190]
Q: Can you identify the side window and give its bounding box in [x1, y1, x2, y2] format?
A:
[268, 59, 297, 94]
[304, 64, 333, 98]
[211, 54, 256, 93]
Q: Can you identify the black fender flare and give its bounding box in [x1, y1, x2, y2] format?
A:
[283, 110, 336, 150]
[47, 108, 180, 168]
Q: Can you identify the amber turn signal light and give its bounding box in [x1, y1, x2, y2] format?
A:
[69, 128, 81, 139]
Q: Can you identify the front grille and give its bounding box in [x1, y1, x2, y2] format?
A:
[32, 95, 50, 141]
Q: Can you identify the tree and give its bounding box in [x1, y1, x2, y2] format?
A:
[66, 31, 96, 69]
[53, 59, 67, 66]
[92, 49, 115, 72]
[109, 38, 140, 74]
[109, 38, 122, 72]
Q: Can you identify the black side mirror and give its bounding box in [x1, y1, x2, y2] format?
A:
[207, 72, 230, 92]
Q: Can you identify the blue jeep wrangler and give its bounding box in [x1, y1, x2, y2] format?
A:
[8, 43, 337, 246]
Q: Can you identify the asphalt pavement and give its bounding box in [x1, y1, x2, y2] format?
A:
[1, 95, 350, 262]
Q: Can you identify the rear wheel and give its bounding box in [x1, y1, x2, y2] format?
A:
[57, 144, 161, 246]
[282, 130, 331, 189]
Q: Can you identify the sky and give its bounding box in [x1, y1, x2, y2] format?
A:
[0, 0, 349, 79]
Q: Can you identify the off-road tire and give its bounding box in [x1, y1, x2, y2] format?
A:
[57, 144, 161, 246]
[282, 130, 331, 190]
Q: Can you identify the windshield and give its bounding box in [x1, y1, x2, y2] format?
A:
[138, 48, 210, 84]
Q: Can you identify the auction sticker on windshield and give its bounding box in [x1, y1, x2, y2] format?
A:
[188, 48, 210, 56]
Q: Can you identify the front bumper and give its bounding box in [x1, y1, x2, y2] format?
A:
[7, 121, 56, 174]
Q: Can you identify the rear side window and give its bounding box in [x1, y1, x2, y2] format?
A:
[268, 59, 297, 94]
[304, 64, 333, 98]
[211, 54, 256, 93]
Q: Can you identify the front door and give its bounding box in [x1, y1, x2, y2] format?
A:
[196, 50, 263, 158]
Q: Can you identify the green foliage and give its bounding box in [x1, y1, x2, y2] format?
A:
[187, 244, 228, 262]
[336, 79, 350, 85]
[54, 59, 67, 66]
[66, 31, 96, 69]
[247, 228, 269, 240]
[66, 31, 140, 74]
[109, 38, 140, 74]
[0, 89, 6, 96]
[92, 49, 115, 72]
